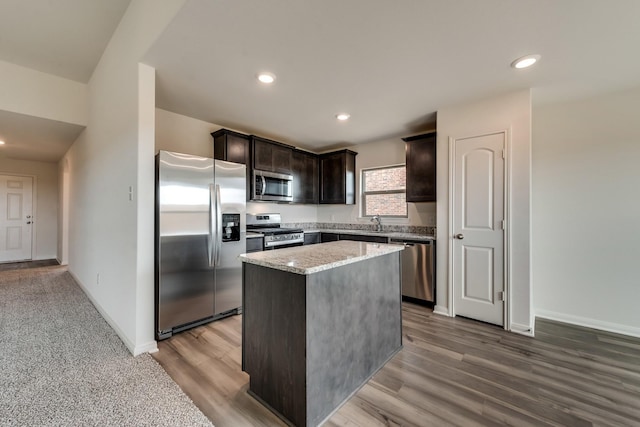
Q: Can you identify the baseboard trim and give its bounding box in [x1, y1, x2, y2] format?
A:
[535, 309, 640, 339]
[433, 305, 451, 317]
[68, 270, 140, 356]
[510, 322, 534, 337]
[134, 340, 158, 356]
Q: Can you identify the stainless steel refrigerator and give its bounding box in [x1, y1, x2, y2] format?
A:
[155, 150, 246, 340]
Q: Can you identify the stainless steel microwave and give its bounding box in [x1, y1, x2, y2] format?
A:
[252, 170, 293, 202]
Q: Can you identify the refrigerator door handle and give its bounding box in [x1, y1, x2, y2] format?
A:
[215, 184, 222, 266]
[209, 184, 216, 267]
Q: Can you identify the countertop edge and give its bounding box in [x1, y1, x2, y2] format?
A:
[239, 242, 404, 275]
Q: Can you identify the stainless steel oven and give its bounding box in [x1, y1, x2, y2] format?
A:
[252, 170, 293, 202]
[246, 213, 303, 249]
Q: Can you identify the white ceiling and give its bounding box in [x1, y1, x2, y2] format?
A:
[144, 0, 640, 151]
[0, 0, 131, 82]
[0, 110, 85, 162]
[1, 0, 640, 161]
[0, 0, 130, 163]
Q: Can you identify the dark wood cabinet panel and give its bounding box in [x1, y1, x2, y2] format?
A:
[403, 132, 436, 202]
[320, 233, 340, 243]
[292, 149, 319, 204]
[338, 233, 388, 243]
[246, 237, 264, 253]
[319, 150, 357, 204]
[212, 129, 250, 165]
[303, 232, 321, 245]
[251, 136, 293, 175]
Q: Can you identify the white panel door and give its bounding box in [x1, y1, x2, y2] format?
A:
[0, 175, 33, 262]
[453, 133, 505, 326]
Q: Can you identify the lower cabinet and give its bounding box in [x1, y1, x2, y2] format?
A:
[320, 233, 340, 243]
[246, 237, 264, 253]
[303, 232, 321, 245]
[338, 234, 388, 244]
[319, 232, 387, 244]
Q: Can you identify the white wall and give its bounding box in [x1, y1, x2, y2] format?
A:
[58, 158, 70, 264]
[532, 87, 640, 337]
[316, 137, 437, 227]
[436, 90, 532, 334]
[0, 60, 87, 126]
[63, 0, 186, 356]
[156, 108, 216, 158]
[0, 158, 58, 260]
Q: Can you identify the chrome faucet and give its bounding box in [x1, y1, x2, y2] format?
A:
[371, 215, 382, 232]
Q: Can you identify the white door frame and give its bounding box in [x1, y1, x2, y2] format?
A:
[0, 173, 37, 262]
[447, 130, 511, 330]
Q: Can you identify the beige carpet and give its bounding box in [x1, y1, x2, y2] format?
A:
[0, 264, 213, 427]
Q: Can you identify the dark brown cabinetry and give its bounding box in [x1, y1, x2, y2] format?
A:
[291, 149, 319, 204]
[251, 136, 293, 175]
[246, 237, 264, 253]
[212, 129, 250, 165]
[303, 232, 321, 245]
[212, 129, 356, 205]
[338, 233, 388, 244]
[319, 150, 357, 204]
[403, 132, 436, 202]
[320, 233, 340, 243]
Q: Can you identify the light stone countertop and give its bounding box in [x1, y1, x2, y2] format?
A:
[239, 240, 404, 275]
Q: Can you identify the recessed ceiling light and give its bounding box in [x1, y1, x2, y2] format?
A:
[336, 113, 350, 121]
[511, 54, 541, 69]
[0, 140, 5, 145]
[257, 72, 276, 84]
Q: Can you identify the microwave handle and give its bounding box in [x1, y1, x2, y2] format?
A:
[260, 175, 267, 196]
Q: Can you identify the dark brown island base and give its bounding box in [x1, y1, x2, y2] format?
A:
[239, 240, 404, 427]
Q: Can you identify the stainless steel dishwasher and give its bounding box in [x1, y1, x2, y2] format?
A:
[390, 238, 435, 304]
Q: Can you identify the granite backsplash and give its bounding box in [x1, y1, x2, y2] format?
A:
[281, 222, 436, 237]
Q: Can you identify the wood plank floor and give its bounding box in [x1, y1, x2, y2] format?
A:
[152, 303, 640, 426]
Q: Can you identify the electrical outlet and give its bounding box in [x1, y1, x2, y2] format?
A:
[330, 214, 335, 221]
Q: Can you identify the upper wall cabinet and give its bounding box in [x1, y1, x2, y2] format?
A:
[292, 149, 319, 204]
[319, 149, 357, 204]
[251, 136, 294, 175]
[212, 128, 250, 165]
[403, 132, 436, 202]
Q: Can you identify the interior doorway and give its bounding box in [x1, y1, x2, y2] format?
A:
[0, 174, 34, 263]
[450, 131, 507, 326]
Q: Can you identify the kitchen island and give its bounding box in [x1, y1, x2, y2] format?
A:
[239, 241, 404, 427]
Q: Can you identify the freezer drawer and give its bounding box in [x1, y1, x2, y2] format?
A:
[391, 239, 434, 303]
[157, 234, 215, 332]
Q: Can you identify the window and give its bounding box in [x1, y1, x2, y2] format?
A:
[362, 165, 407, 217]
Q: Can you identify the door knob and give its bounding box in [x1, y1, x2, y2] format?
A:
[454, 233, 464, 240]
